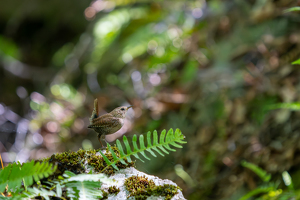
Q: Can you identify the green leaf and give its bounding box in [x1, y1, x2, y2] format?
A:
[292, 58, 300, 65]
[266, 102, 300, 111]
[63, 173, 111, 200]
[0, 164, 11, 192]
[284, 7, 300, 13]
[241, 160, 271, 182]
[99, 148, 119, 171]
[0, 161, 56, 193]
[66, 181, 103, 200]
[239, 185, 276, 200]
[24, 187, 57, 200]
[101, 128, 186, 172]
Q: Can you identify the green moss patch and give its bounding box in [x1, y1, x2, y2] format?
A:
[43, 146, 134, 176]
[124, 175, 181, 200]
[108, 185, 120, 194]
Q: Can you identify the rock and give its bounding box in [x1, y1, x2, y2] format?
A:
[44, 148, 185, 199]
[101, 167, 186, 200]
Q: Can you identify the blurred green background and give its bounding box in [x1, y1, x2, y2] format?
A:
[1, 0, 300, 199]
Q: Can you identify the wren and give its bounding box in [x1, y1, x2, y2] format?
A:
[88, 98, 132, 147]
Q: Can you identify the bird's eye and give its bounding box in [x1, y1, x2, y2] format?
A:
[121, 108, 125, 111]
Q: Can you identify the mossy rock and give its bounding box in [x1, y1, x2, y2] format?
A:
[41, 146, 134, 178]
[100, 167, 185, 200]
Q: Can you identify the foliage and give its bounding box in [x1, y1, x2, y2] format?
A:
[266, 102, 300, 111]
[99, 128, 186, 172]
[2, 169, 111, 200]
[284, 7, 300, 13]
[0, 160, 57, 193]
[0, 128, 184, 199]
[60, 171, 110, 200]
[241, 160, 271, 182]
[292, 58, 300, 65]
[239, 161, 300, 200]
[22, 171, 111, 200]
[1, 0, 300, 199]
[124, 175, 180, 200]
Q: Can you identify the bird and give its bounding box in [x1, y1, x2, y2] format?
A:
[88, 98, 133, 147]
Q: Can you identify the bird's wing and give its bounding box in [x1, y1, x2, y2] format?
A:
[89, 114, 120, 128]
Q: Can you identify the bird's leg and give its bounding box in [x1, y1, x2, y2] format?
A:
[97, 134, 105, 148]
[103, 136, 110, 146]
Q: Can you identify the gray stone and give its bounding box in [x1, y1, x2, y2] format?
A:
[101, 167, 186, 200]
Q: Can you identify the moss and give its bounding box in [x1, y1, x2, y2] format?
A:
[108, 185, 120, 194]
[87, 145, 134, 175]
[43, 146, 134, 177]
[102, 190, 108, 199]
[101, 186, 120, 199]
[124, 175, 181, 200]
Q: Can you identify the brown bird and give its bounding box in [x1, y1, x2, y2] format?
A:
[88, 98, 133, 147]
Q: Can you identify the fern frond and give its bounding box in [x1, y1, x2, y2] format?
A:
[0, 195, 22, 200]
[278, 192, 296, 200]
[100, 128, 186, 172]
[241, 160, 271, 182]
[66, 181, 104, 200]
[239, 184, 276, 200]
[62, 171, 111, 200]
[0, 161, 57, 193]
[23, 187, 57, 200]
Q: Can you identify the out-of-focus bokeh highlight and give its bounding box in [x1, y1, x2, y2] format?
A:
[1, 0, 300, 199]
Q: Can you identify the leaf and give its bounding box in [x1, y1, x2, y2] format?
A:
[67, 174, 111, 184]
[239, 184, 276, 200]
[241, 160, 271, 182]
[0, 164, 11, 192]
[265, 102, 300, 111]
[23, 187, 57, 200]
[62, 173, 111, 200]
[284, 7, 300, 13]
[0, 161, 57, 193]
[99, 147, 119, 171]
[66, 181, 103, 200]
[100, 128, 186, 172]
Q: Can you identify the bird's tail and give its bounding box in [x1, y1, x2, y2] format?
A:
[89, 98, 99, 123]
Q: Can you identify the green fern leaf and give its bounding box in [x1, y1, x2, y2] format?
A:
[0, 164, 11, 192]
[116, 139, 131, 163]
[64, 173, 111, 200]
[23, 187, 57, 200]
[101, 128, 186, 172]
[146, 131, 159, 157]
[0, 161, 57, 193]
[99, 145, 119, 171]
[241, 160, 271, 182]
[66, 181, 103, 200]
[239, 184, 276, 200]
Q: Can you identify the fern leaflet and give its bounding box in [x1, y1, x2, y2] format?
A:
[0, 160, 57, 193]
[241, 160, 271, 182]
[23, 187, 57, 200]
[62, 171, 111, 200]
[239, 184, 277, 200]
[100, 128, 186, 172]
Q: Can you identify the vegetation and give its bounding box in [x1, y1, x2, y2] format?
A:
[0, 128, 185, 199]
[0, 161, 56, 193]
[124, 175, 181, 200]
[100, 128, 186, 171]
[1, 0, 300, 199]
[239, 161, 300, 200]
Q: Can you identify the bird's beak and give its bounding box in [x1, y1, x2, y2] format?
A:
[127, 105, 133, 110]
